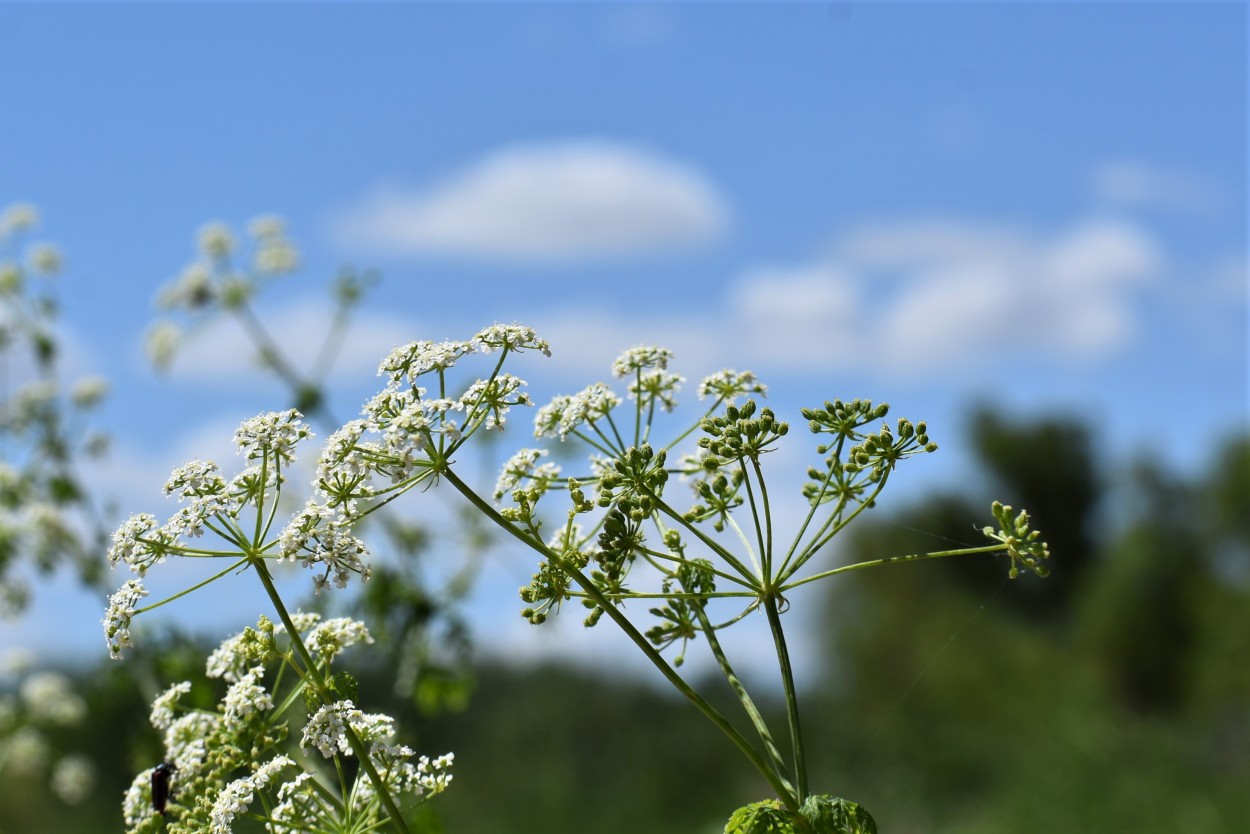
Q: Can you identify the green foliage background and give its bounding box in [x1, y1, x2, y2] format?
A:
[2, 412, 1246, 833]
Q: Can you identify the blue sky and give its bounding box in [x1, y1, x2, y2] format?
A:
[0, 2, 1246, 667]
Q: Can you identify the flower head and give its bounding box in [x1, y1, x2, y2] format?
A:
[534, 383, 621, 441]
[378, 339, 473, 387]
[103, 579, 148, 659]
[233, 410, 312, 464]
[612, 345, 673, 378]
[279, 501, 371, 592]
[473, 323, 551, 356]
[698, 368, 767, 401]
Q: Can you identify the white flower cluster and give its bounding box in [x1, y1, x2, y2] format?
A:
[352, 746, 455, 811]
[198, 222, 236, 259]
[0, 202, 39, 237]
[222, 666, 274, 729]
[164, 459, 226, 498]
[627, 369, 685, 412]
[164, 711, 219, 778]
[122, 765, 160, 828]
[233, 409, 313, 464]
[103, 579, 148, 659]
[107, 513, 171, 575]
[473, 322, 551, 356]
[156, 262, 214, 310]
[300, 699, 394, 758]
[534, 383, 623, 441]
[248, 215, 300, 275]
[209, 755, 293, 834]
[612, 345, 673, 377]
[104, 408, 319, 658]
[278, 501, 371, 593]
[493, 448, 562, 500]
[50, 754, 95, 805]
[150, 681, 192, 730]
[315, 419, 377, 502]
[514, 350, 769, 505]
[308, 616, 373, 663]
[377, 339, 475, 387]
[697, 368, 767, 401]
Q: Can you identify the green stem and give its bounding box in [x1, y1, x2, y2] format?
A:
[135, 557, 250, 614]
[764, 592, 807, 802]
[648, 493, 759, 588]
[751, 457, 774, 580]
[781, 544, 1007, 592]
[694, 604, 795, 798]
[779, 475, 889, 585]
[252, 559, 413, 834]
[441, 467, 799, 811]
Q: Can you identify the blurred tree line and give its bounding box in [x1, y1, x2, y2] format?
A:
[2, 409, 1246, 833]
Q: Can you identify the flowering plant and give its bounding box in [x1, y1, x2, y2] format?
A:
[104, 406, 457, 833]
[106, 320, 1048, 833]
[123, 613, 451, 834]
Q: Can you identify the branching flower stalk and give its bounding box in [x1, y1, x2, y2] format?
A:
[150, 217, 485, 713]
[413, 335, 1048, 831]
[103, 405, 459, 832]
[104, 321, 1048, 833]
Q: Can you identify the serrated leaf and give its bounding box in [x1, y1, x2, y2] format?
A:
[798, 795, 878, 834]
[724, 799, 796, 834]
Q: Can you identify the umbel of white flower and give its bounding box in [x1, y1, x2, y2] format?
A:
[126, 614, 453, 833]
[102, 323, 554, 660]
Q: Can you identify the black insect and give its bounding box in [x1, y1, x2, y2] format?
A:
[151, 761, 176, 815]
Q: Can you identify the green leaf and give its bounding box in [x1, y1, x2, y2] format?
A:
[724, 799, 796, 834]
[799, 795, 878, 834]
[724, 797, 878, 834]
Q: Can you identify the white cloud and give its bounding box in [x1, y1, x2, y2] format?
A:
[728, 216, 1162, 374]
[502, 216, 1163, 386]
[331, 141, 729, 261]
[1091, 160, 1221, 212]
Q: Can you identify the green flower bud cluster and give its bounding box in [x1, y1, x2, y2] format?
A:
[845, 418, 937, 477]
[519, 549, 589, 625]
[596, 444, 669, 514]
[645, 558, 715, 667]
[801, 404, 937, 507]
[567, 478, 595, 514]
[698, 400, 789, 465]
[684, 466, 746, 532]
[802, 398, 890, 443]
[982, 501, 1051, 579]
[580, 507, 645, 627]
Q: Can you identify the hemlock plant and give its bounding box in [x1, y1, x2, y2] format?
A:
[104, 324, 1048, 833]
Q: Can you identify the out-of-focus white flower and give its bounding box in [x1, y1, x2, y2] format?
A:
[145, 321, 182, 370]
[69, 376, 109, 408]
[51, 754, 96, 804]
[197, 222, 236, 259]
[0, 260, 20, 294]
[247, 215, 286, 239]
[6, 726, 49, 775]
[20, 671, 86, 725]
[28, 243, 63, 275]
[0, 203, 39, 237]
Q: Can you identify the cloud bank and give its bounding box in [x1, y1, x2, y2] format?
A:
[728, 216, 1163, 373]
[333, 141, 729, 261]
